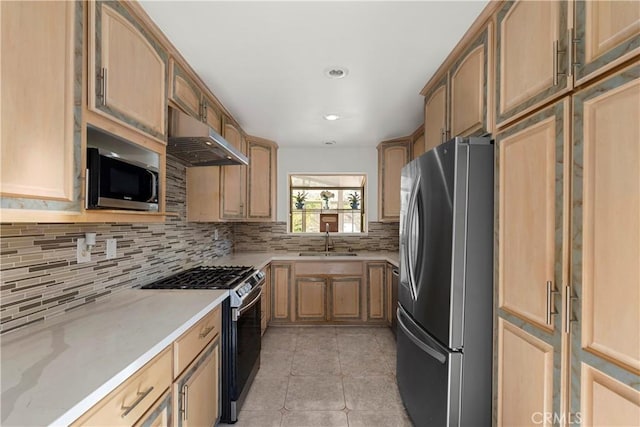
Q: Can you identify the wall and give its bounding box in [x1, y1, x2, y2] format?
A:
[234, 221, 398, 253]
[277, 147, 379, 222]
[0, 157, 231, 334]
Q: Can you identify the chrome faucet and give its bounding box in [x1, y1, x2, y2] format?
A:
[324, 223, 332, 252]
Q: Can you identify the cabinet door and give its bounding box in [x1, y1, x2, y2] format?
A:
[89, 1, 167, 141]
[412, 133, 426, 159]
[220, 122, 246, 219]
[378, 141, 411, 221]
[174, 340, 220, 427]
[496, 0, 570, 126]
[570, 65, 640, 425]
[271, 264, 292, 322]
[296, 277, 327, 321]
[202, 98, 222, 134]
[186, 166, 220, 222]
[450, 27, 489, 137]
[495, 99, 569, 425]
[330, 277, 362, 321]
[574, 1, 640, 85]
[134, 392, 171, 427]
[261, 265, 271, 335]
[424, 76, 448, 151]
[0, 1, 82, 212]
[170, 60, 202, 120]
[247, 139, 276, 221]
[366, 263, 386, 321]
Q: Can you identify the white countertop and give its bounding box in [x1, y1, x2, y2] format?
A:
[210, 251, 400, 270]
[0, 251, 398, 426]
[0, 289, 228, 427]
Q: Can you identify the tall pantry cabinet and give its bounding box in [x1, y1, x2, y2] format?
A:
[492, 0, 640, 425]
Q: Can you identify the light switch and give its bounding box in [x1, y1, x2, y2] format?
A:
[106, 239, 117, 260]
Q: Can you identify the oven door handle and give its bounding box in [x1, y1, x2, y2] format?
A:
[238, 287, 263, 317]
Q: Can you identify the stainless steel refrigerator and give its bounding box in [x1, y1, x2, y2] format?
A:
[396, 137, 493, 426]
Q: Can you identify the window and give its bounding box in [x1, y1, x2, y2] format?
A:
[289, 174, 366, 234]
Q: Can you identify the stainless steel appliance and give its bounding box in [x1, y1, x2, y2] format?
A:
[397, 137, 494, 426]
[141, 265, 264, 424]
[86, 147, 159, 211]
[168, 107, 249, 166]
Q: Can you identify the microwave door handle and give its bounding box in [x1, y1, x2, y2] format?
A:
[146, 170, 157, 203]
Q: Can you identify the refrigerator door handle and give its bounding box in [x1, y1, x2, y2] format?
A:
[405, 176, 421, 299]
[397, 307, 447, 364]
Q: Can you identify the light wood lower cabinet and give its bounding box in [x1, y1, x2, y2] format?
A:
[134, 392, 171, 427]
[71, 348, 172, 426]
[296, 277, 327, 321]
[72, 306, 222, 427]
[173, 339, 220, 427]
[366, 263, 386, 321]
[271, 263, 293, 322]
[269, 261, 395, 325]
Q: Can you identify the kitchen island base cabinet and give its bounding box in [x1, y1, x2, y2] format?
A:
[173, 340, 220, 427]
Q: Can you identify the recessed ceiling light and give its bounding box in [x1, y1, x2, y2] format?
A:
[323, 140, 336, 145]
[324, 67, 349, 79]
[324, 114, 340, 121]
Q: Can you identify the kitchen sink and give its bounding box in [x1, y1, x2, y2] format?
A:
[298, 251, 358, 257]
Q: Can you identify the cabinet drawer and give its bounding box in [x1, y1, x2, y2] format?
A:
[173, 306, 221, 378]
[72, 347, 171, 426]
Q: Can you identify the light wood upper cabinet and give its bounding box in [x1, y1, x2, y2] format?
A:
[202, 97, 222, 134]
[88, 1, 168, 141]
[378, 140, 411, 222]
[424, 77, 448, 152]
[495, 0, 570, 127]
[186, 166, 220, 222]
[412, 133, 426, 159]
[450, 26, 491, 138]
[173, 340, 220, 427]
[220, 122, 247, 219]
[569, 64, 640, 422]
[247, 137, 278, 221]
[495, 99, 569, 425]
[0, 1, 82, 213]
[169, 59, 203, 120]
[574, 0, 640, 85]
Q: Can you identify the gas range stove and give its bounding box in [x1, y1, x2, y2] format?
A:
[141, 265, 264, 307]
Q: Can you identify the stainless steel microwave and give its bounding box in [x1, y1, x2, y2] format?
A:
[86, 148, 159, 211]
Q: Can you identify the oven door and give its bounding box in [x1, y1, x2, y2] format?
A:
[234, 283, 262, 403]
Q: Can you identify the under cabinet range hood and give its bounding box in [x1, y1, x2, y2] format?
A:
[167, 107, 249, 166]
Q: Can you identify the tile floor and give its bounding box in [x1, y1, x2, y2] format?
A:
[222, 326, 413, 427]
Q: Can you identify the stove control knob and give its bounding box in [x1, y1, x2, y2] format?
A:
[238, 288, 245, 297]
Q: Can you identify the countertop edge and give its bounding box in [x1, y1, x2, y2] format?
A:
[48, 291, 228, 427]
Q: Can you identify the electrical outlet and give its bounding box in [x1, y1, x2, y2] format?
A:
[77, 238, 91, 263]
[214, 229, 219, 240]
[106, 239, 117, 260]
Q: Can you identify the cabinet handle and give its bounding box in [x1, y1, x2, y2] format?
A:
[199, 325, 214, 339]
[568, 28, 580, 76]
[97, 68, 107, 106]
[564, 285, 578, 333]
[440, 128, 445, 143]
[202, 102, 208, 122]
[546, 280, 559, 325]
[121, 386, 154, 418]
[180, 384, 189, 420]
[553, 40, 566, 86]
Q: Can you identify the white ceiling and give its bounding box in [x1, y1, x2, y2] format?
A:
[140, 1, 488, 147]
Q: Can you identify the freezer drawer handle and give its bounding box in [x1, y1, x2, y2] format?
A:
[397, 307, 447, 364]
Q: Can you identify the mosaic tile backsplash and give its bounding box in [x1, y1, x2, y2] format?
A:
[233, 221, 399, 253]
[0, 157, 232, 334]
